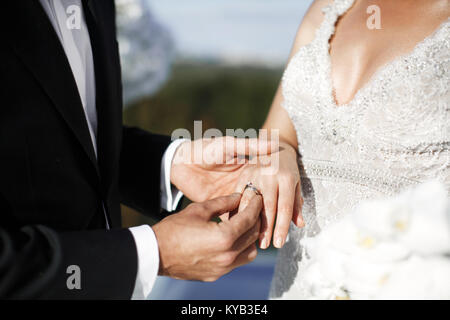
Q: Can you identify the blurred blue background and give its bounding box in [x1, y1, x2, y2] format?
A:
[146, 0, 311, 65]
[117, 0, 313, 300]
[149, 251, 276, 300]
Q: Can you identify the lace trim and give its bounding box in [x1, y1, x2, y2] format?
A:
[301, 159, 419, 195]
[377, 142, 450, 156]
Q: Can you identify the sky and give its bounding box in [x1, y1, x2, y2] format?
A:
[145, 0, 314, 66]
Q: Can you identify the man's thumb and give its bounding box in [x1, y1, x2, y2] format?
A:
[197, 193, 242, 220]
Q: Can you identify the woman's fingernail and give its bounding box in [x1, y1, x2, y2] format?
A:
[274, 237, 284, 248]
[260, 238, 268, 249]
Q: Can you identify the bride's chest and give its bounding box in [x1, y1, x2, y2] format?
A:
[282, 38, 449, 160]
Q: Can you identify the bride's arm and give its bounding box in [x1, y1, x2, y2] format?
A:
[245, 0, 332, 249]
[263, 0, 331, 147]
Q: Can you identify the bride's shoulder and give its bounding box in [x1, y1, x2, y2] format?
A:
[304, 0, 334, 24]
[290, 0, 333, 53]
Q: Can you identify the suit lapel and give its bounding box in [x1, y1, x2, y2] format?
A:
[9, 0, 122, 214]
[84, 0, 98, 22]
[11, 0, 100, 177]
[83, 0, 123, 200]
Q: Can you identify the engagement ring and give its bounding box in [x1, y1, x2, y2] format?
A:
[243, 182, 262, 196]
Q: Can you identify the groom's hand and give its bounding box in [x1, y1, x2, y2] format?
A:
[170, 137, 278, 202]
[152, 193, 262, 282]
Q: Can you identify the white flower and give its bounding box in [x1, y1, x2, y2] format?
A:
[300, 180, 450, 300]
[301, 261, 346, 300]
[398, 181, 450, 255]
[352, 197, 410, 240]
[375, 256, 450, 300]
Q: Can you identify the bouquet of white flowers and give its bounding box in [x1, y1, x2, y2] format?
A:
[301, 181, 450, 300]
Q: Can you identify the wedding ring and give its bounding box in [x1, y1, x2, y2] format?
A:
[243, 182, 262, 196]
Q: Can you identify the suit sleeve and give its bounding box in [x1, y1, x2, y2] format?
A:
[0, 224, 138, 299]
[119, 126, 173, 218]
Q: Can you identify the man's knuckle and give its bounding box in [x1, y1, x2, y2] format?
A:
[249, 248, 258, 262]
[204, 276, 218, 283]
[253, 226, 261, 239]
[218, 252, 235, 267]
[218, 233, 233, 250]
[224, 235, 235, 249]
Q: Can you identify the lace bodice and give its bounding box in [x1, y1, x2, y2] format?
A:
[270, 0, 450, 299]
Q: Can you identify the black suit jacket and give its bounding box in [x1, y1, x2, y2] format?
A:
[0, 0, 172, 299]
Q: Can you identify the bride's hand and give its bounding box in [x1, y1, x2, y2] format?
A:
[233, 142, 304, 249]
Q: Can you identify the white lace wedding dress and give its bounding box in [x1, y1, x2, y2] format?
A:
[269, 0, 450, 299]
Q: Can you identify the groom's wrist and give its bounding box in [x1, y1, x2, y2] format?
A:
[129, 225, 160, 299]
[170, 140, 191, 187]
[161, 139, 187, 211]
